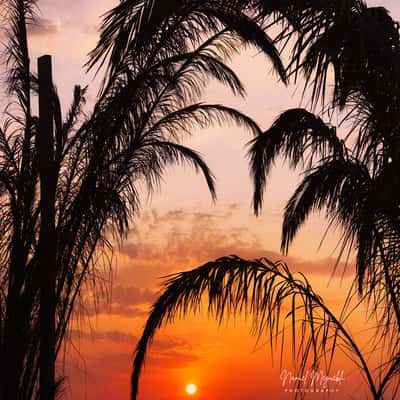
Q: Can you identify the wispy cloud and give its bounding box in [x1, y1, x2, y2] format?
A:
[82, 285, 157, 318]
[68, 329, 199, 372]
[70, 329, 137, 344]
[118, 206, 355, 285]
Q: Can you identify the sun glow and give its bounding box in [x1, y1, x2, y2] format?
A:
[185, 383, 197, 395]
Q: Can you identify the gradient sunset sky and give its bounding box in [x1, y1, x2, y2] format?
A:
[22, 1, 400, 399]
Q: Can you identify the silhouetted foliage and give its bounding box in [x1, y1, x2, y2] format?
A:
[125, 1, 400, 399]
[0, 0, 274, 398]
[249, 0, 400, 340]
[131, 256, 400, 400]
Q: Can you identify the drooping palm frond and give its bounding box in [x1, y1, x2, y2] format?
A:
[143, 103, 262, 141]
[88, 0, 287, 88]
[71, 27, 266, 239]
[249, 108, 344, 215]
[249, 106, 400, 300]
[281, 157, 370, 254]
[131, 255, 382, 399]
[299, 6, 399, 110]
[89, 0, 373, 103]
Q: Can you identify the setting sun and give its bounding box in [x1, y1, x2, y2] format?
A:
[185, 384, 197, 395]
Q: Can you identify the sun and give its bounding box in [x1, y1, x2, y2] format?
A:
[185, 383, 197, 395]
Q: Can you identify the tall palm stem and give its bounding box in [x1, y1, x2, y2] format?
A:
[38, 55, 56, 400]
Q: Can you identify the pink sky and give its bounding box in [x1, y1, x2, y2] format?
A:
[19, 1, 400, 398]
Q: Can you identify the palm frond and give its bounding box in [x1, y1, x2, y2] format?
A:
[62, 86, 87, 146]
[143, 103, 262, 141]
[281, 157, 370, 254]
[5, 0, 37, 112]
[88, 0, 287, 86]
[131, 255, 376, 399]
[248, 108, 344, 215]
[299, 5, 400, 108]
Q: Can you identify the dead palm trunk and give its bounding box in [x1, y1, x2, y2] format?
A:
[38, 55, 56, 400]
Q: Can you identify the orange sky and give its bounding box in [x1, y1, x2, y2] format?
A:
[21, 0, 400, 399]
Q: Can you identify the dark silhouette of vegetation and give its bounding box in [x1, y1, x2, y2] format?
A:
[2, 0, 399, 398]
[123, 1, 400, 399]
[249, 0, 400, 348]
[131, 256, 398, 399]
[0, 0, 288, 398]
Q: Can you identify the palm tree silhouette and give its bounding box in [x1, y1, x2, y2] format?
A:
[249, 2, 400, 331]
[131, 255, 397, 399]
[126, 1, 400, 399]
[0, 0, 281, 399]
[87, 0, 288, 84]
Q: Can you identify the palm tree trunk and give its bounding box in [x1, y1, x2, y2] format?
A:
[38, 55, 56, 400]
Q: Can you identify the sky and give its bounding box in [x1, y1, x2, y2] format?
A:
[16, 0, 400, 399]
